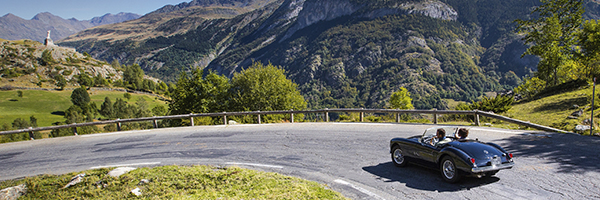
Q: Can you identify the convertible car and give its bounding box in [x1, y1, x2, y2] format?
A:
[390, 127, 514, 183]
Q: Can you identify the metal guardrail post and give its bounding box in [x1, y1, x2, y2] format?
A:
[360, 108, 364, 122]
[291, 109, 294, 123]
[258, 110, 261, 124]
[28, 127, 34, 140]
[190, 113, 195, 126]
[433, 108, 438, 124]
[117, 119, 121, 131]
[223, 112, 227, 125]
[325, 108, 329, 122]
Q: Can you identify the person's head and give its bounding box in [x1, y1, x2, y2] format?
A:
[457, 128, 469, 139]
[436, 128, 446, 138]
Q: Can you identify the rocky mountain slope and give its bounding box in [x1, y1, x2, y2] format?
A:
[0, 12, 140, 42]
[0, 39, 121, 89]
[57, 0, 600, 109]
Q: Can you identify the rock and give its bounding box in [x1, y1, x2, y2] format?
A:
[484, 123, 493, 127]
[567, 116, 578, 119]
[131, 187, 142, 196]
[583, 119, 592, 125]
[575, 125, 591, 131]
[0, 184, 27, 200]
[108, 167, 136, 177]
[573, 104, 579, 108]
[94, 180, 107, 189]
[228, 120, 238, 125]
[62, 173, 85, 189]
[138, 179, 151, 186]
[571, 109, 584, 117]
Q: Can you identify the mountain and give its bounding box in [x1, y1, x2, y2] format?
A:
[57, 0, 600, 110]
[0, 12, 141, 42]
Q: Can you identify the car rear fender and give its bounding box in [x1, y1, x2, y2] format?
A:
[485, 142, 509, 154]
[438, 147, 474, 171]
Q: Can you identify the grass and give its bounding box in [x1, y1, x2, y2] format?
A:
[0, 89, 167, 127]
[506, 84, 596, 134]
[0, 165, 348, 199]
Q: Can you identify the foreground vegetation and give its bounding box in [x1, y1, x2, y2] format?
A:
[0, 165, 348, 199]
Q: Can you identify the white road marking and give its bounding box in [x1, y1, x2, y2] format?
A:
[334, 179, 386, 200]
[331, 122, 394, 126]
[225, 162, 284, 169]
[90, 162, 161, 169]
[469, 127, 523, 134]
[81, 130, 152, 137]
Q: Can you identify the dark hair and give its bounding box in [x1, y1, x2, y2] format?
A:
[457, 128, 469, 138]
[436, 128, 446, 137]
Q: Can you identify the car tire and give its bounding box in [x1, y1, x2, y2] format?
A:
[440, 156, 461, 183]
[391, 145, 408, 167]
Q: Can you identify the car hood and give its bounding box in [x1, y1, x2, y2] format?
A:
[449, 141, 504, 160]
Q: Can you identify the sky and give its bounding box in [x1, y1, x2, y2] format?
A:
[0, 0, 188, 20]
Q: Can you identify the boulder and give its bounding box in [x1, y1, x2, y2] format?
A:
[62, 173, 85, 189]
[0, 184, 27, 200]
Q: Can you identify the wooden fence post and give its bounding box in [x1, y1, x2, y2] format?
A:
[475, 113, 480, 126]
[433, 108, 438, 124]
[117, 119, 121, 131]
[258, 111, 262, 124]
[360, 108, 364, 122]
[223, 112, 227, 125]
[290, 109, 294, 123]
[325, 108, 329, 122]
[28, 127, 34, 140]
[396, 111, 400, 123]
[153, 119, 158, 128]
[190, 114, 195, 127]
[72, 124, 78, 135]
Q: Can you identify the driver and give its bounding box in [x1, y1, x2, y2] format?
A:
[430, 128, 451, 146]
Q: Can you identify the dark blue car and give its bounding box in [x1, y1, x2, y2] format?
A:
[390, 127, 514, 183]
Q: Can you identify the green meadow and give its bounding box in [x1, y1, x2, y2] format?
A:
[0, 89, 167, 128]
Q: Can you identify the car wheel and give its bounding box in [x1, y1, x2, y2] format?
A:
[440, 156, 461, 183]
[391, 145, 408, 167]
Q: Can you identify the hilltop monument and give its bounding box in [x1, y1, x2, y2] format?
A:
[44, 30, 55, 46]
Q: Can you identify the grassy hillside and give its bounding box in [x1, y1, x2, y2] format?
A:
[506, 82, 596, 135]
[0, 89, 167, 128]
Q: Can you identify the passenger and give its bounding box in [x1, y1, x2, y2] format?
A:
[455, 128, 469, 141]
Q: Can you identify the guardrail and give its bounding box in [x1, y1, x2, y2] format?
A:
[0, 108, 569, 140]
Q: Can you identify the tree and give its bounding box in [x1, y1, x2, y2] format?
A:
[389, 87, 414, 110]
[71, 87, 90, 107]
[123, 64, 144, 89]
[515, 0, 584, 86]
[229, 62, 307, 113]
[578, 20, 600, 78]
[40, 50, 55, 66]
[124, 93, 132, 100]
[470, 94, 514, 114]
[168, 69, 231, 115]
[77, 73, 94, 88]
[100, 97, 115, 119]
[54, 74, 67, 90]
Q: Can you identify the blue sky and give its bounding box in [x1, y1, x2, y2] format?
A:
[0, 0, 188, 20]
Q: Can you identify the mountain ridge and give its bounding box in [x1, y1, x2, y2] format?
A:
[56, 0, 600, 110]
[0, 12, 141, 42]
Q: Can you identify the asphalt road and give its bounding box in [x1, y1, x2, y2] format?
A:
[1, 123, 599, 199]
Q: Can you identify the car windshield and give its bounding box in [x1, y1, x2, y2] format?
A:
[420, 127, 458, 144]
